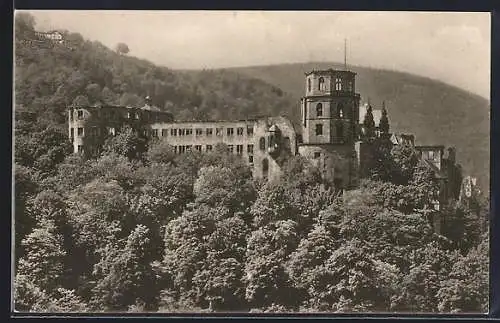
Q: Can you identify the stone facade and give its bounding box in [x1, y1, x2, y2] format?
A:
[67, 69, 458, 212]
[298, 69, 361, 190]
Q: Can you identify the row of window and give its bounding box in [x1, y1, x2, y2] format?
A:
[315, 103, 344, 118]
[69, 109, 161, 122]
[314, 123, 344, 138]
[70, 127, 103, 138]
[307, 77, 353, 92]
[151, 126, 253, 138]
[173, 144, 255, 154]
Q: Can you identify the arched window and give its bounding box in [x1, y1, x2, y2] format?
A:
[338, 104, 344, 118]
[259, 137, 266, 151]
[316, 124, 323, 136]
[316, 103, 323, 117]
[307, 78, 311, 92]
[318, 77, 325, 91]
[335, 77, 342, 91]
[262, 158, 269, 178]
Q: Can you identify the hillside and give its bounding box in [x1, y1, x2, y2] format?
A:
[14, 13, 296, 131]
[14, 13, 489, 191]
[224, 62, 490, 192]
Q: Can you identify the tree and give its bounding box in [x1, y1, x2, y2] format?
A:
[193, 165, 255, 212]
[91, 224, 158, 311]
[119, 92, 143, 107]
[379, 105, 390, 135]
[393, 242, 458, 312]
[391, 142, 419, 185]
[16, 218, 66, 294]
[244, 220, 301, 311]
[437, 236, 488, 313]
[146, 139, 176, 165]
[86, 83, 102, 104]
[161, 205, 248, 310]
[362, 104, 376, 139]
[115, 42, 130, 55]
[14, 165, 38, 260]
[15, 12, 36, 39]
[304, 239, 390, 312]
[102, 126, 148, 161]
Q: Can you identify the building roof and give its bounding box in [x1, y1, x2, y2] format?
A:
[358, 103, 382, 125]
[415, 145, 445, 151]
[140, 104, 161, 112]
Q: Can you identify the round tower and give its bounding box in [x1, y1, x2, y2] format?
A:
[298, 68, 361, 189]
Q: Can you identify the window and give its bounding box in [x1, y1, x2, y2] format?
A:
[316, 103, 323, 117]
[134, 113, 139, 120]
[171, 129, 177, 136]
[428, 151, 435, 159]
[284, 137, 291, 150]
[247, 144, 254, 154]
[195, 145, 202, 152]
[77, 110, 84, 119]
[227, 128, 234, 136]
[90, 127, 99, 137]
[314, 152, 321, 159]
[307, 78, 311, 92]
[70, 128, 74, 137]
[336, 122, 344, 139]
[69, 110, 73, 121]
[206, 128, 213, 136]
[162, 129, 168, 137]
[77, 145, 83, 153]
[216, 128, 223, 136]
[259, 137, 266, 151]
[228, 145, 234, 153]
[179, 129, 185, 136]
[318, 77, 325, 91]
[249, 155, 254, 164]
[196, 128, 203, 136]
[174, 146, 178, 154]
[347, 80, 353, 92]
[186, 145, 192, 152]
[206, 145, 213, 152]
[237, 127, 244, 136]
[262, 158, 269, 178]
[236, 145, 243, 155]
[186, 128, 192, 136]
[338, 104, 344, 118]
[152, 129, 158, 137]
[77, 127, 84, 136]
[335, 77, 342, 91]
[108, 127, 116, 136]
[315, 124, 323, 136]
[127, 112, 132, 119]
[247, 127, 254, 136]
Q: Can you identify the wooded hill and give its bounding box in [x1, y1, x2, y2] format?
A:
[15, 12, 489, 191]
[222, 63, 490, 192]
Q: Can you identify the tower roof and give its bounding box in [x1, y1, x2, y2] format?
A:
[304, 68, 356, 76]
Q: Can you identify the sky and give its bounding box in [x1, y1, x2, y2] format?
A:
[23, 10, 491, 99]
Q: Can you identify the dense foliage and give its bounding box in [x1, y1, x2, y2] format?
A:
[14, 13, 488, 313]
[14, 127, 488, 313]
